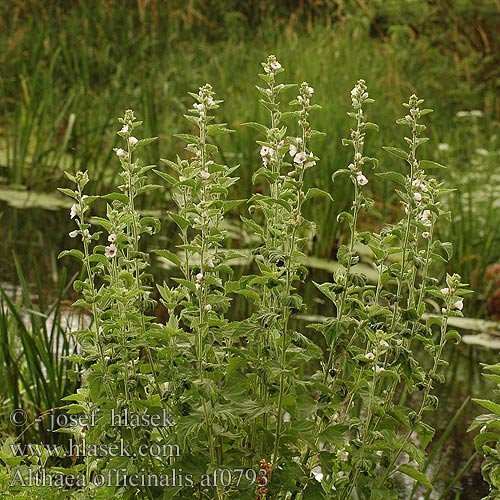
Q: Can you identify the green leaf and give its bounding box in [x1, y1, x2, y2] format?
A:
[383, 146, 409, 161]
[332, 168, 351, 182]
[473, 399, 500, 416]
[420, 160, 446, 169]
[57, 188, 78, 200]
[58, 249, 84, 261]
[242, 122, 268, 135]
[305, 188, 333, 202]
[223, 199, 246, 213]
[169, 212, 190, 230]
[154, 169, 178, 186]
[337, 211, 354, 224]
[152, 249, 181, 267]
[88, 254, 110, 266]
[102, 192, 129, 204]
[397, 464, 433, 489]
[207, 123, 234, 136]
[376, 171, 406, 185]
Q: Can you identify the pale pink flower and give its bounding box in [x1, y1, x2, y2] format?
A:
[294, 151, 307, 164]
[105, 244, 117, 258]
[357, 173, 368, 186]
[440, 287, 450, 295]
[260, 146, 269, 157]
[108, 233, 117, 243]
[365, 352, 375, 360]
[289, 144, 298, 157]
[115, 148, 126, 158]
[200, 170, 210, 180]
[270, 61, 281, 70]
[206, 258, 214, 268]
[379, 339, 389, 347]
[454, 299, 464, 310]
[414, 192, 422, 202]
[204, 304, 212, 312]
[128, 136, 138, 146]
[196, 273, 203, 282]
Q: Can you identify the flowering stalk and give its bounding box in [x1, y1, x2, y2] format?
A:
[155, 84, 238, 496]
[323, 79, 377, 384]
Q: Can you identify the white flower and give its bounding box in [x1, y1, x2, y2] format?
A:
[421, 209, 431, 220]
[414, 192, 422, 202]
[69, 230, 78, 238]
[440, 287, 450, 295]
[289, 144, 297, 157]
[294, 151, 307, 164]
[260, 146, 269, 157]
[441, 307, 447, 314]
[70, 204, 78, 219]
[305, 152, 316, 167]
[340, 451, 349, 461]
[115, 148, 126, 158]
[283, 412, 291, 423]
[379, 339, 389, 347]
[108, 233, 117, 243]
[355, 152, 362, 162]
[120, 125, 129, 133]
[311, 466, 323, 482]
[374, 365, 385, 373]
[129, 136, 138, 146]
[422, 231, 431, 239]
[207, 97, 215, 106]
[270, 61, 281, 70]
[308, 86, 314, 95]
[193, 103, 204, 110]
[357, 173, 368, 186]
[196, 273, 204, 282]
[83, 229, 90, 239]
[105, 244, 117, 258]
[365, 352, 375, 360]
[454, 299, 464, 310]
[200, 170, 210, 180]
[204, 304, 212, 312]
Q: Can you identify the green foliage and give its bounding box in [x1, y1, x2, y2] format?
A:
[0, 57, 475, 499]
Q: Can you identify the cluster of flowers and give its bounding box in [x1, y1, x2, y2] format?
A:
[348, 80, 370, 187]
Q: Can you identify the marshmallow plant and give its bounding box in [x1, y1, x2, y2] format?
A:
[8, 56, 467, 500]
